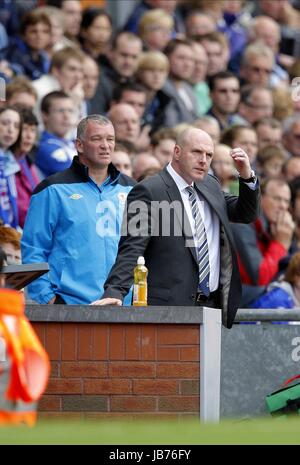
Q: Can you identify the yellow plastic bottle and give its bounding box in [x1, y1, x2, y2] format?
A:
[133, 256, 148, 306]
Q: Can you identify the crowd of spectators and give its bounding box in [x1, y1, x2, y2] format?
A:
[1, 0, 300, 308]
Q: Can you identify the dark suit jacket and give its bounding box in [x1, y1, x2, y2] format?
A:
[102, 169, 260, 328]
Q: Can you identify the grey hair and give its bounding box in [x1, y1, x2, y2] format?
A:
[77, 115, 113, 140]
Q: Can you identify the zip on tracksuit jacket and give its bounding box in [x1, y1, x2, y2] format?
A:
[21, 156, 136, 305]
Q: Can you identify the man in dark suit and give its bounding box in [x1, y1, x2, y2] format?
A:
[92, 127, 260, 328]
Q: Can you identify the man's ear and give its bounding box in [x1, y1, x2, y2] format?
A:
[75, 138, 83, 154]
[173, 144, 181, 160]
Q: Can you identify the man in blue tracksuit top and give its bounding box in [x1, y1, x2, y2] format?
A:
[21, 115, 136, 305]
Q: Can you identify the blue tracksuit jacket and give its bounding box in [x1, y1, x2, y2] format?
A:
[21, 156, 135, 304]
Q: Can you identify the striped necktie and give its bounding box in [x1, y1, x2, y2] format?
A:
[186, 186, 210, 297]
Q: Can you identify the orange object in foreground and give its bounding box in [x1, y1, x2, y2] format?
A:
[133, 257, 148, 307]
[0, 289, 50, 426]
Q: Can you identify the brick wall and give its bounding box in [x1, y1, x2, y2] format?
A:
[33, 323, 200, 420]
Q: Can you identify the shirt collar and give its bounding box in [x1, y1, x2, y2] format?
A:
[166, 163, 193, 192]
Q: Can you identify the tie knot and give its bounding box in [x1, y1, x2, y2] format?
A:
[186, 186, 195, 197]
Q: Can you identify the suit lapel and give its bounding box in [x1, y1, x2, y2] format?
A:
[195, 178, 224, 221]
[160, 169, 198, 264]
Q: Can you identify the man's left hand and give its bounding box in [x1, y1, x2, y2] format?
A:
[230, 148, 252, 179]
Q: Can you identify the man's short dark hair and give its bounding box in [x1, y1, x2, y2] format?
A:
[41, 91, 70, 114]
[208, 71, 240, 92]
[164, 38, 192, 57]
[112, 82, 147, 102]
[111, 30, 141, 50]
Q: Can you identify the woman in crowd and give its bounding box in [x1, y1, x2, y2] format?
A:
[0, 106, 22, 228]
[79, 7, 112, 64]
[11, 107, 40, 228]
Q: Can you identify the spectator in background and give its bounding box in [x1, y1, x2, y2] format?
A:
[0, 106, 22, 229]
[22, 115, 135, 305]
[185, 10, 216, 38]
[137, 8, 173, 52]
[132, 152, 161, 181]
[272, 86, 294, 122]
[38, 6, 74, 57]
[211, 143, 236, 192]
[221, 125, 258, 168]
[46, 0, 82, 45]
[190, 41, 210, 117]
[111, 143, 133, 178]
[6, 76, 37, 110]
[254, 117, 283, 151]
[250, 251, 300, 309]
[248, 16, 289, 87]
[81, 55, 100, 117]
[90, 31, 143, 114]
[108, 103, 142, 150]
[283, 115, 300, 157]
[0, 226, 21, 264]
[111, 82, 147, 122]
[123, 0, 183, 36]
[239, 42, 274, 87]
[6, 10, 51, 81]
[136, 50, 171, 134]
[206, 71, 244, 130]
[194, 115, 220, 146]
[32, 47, 85, 124]
[282, 157, 300, 182]
[196, 32, 229, 77]
[151, 127, 176, 167]
[35, 91, 76, 178]
[231, 177, 294, 305]
[163, 38, 198, 127]
[256, 145, 288, 180]
[80, 7, 112, 64]
[11, 107, 40, 229]
[238, 85, 274, 124]
[258, 0, 300, 30]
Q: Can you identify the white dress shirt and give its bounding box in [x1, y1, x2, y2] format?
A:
[167, 164, 220, 292]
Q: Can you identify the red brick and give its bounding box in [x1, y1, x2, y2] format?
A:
[45, 324, 61, 360]
[62, 324, 77, 361]
[61, 362, 107, 378]
[125, 326, 141, 360]
[158, 396, 199, 412]
[157, 347, 180, 361]
[92, 324, 109, 360]
[180, 346, 199, 361]
[133, 380, 178, 395]
[156, 363, 199, 378]
[38, 395, 61, 411]
[84, 379, 131, 394]
[78, 324, 93, 360]
[141, 326, 156, 360]
[45, 378, 82, 394]
[109, 325, 125, 360]
[50, 361, 60, 377]
[109, 362, 155, 378]
[180, 380, 199, 395]
[111, 396, 156, 412]
[32, 323, 46, 346]
[158, 325, 199, 345]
